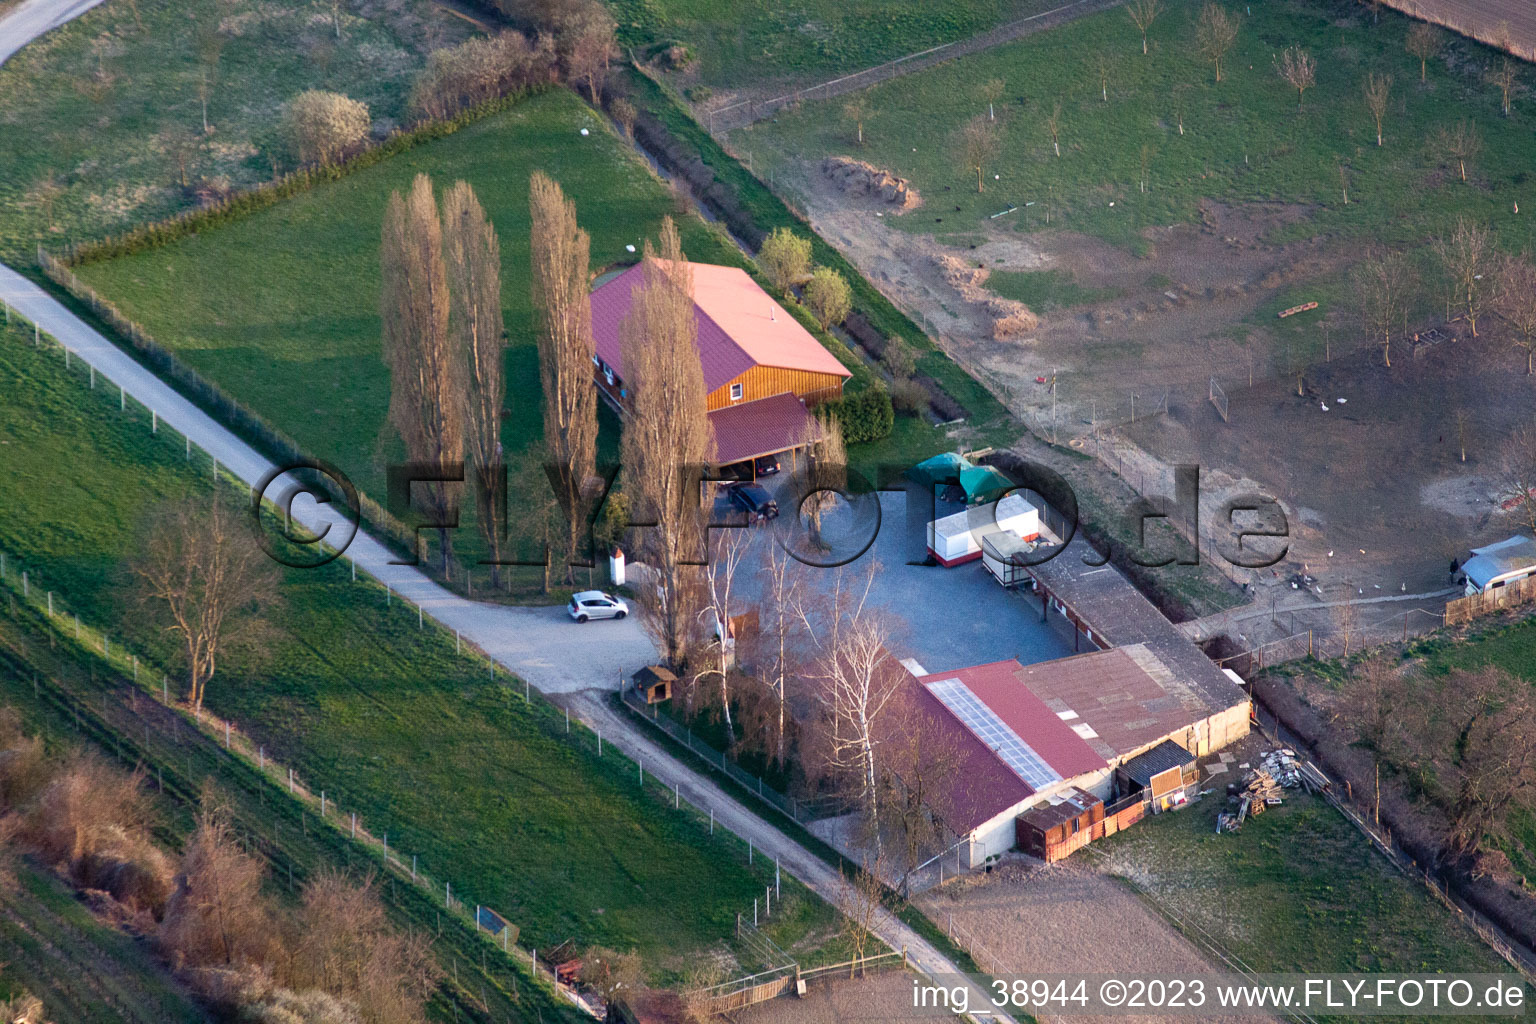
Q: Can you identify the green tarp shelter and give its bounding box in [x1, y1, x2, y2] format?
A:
[908, 453, 1016, 504]
[908, 452, 968, 487]
[959, 464, 1015, 505]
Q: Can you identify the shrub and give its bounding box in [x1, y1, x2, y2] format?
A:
[880, 335, 915, 380]
[804, 266, 852, 330]
[756, 227, 811, 295]
[409, 32, 557, 122]
[685, 84, 712, 103]
[282, 91, 371, 167]
[825, 386, 893, 443]
[890, 377, 929, 415]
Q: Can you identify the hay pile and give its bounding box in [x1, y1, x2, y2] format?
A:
[821, 156, 921, 209]
[932, 253, 1039, 338]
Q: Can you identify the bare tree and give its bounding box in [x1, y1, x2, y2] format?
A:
[611, 96, 636, 139]
[1432, 120, 1481, 182]
[1486, 58, 1517, 117]
[620, 218, 713, 669]
[759, 543, 802, 768]
[1044, 102, 1062, 158]
[695, 529, 751, 747]
[566, 11, 617, 104]
[1431, 216, 1494, 337]
[283, 871, 441, 1024]
[1092, 51, 1113, 102]
[529, 172, 599, 580]
[1278, 46, 1315, 110]
[882, 688, 960, 885]
[802, 574, 901, 854]
[1351, 247, 1415, 366]
[1363, 72, 1391, 146]
[1452, 408, 1471, 463]
[1126, 0, 1161, 54]
[979, 77, 1004, 120]
[1196, 4, 1239, 84]
[194, 22, 224, 134]
[843, 95, 868, 145]
[797, 410, 847, 553]
[835, 852, 888, 976]
[1406, 21, 1440, 83]
[1139, 142, 1155, 192]
[1497, 254, 1536, 374]
[1424, 667, 1536, 860]
[159, 802, 271, 969]
[442, 181, 507, 586]
[381, 173, 464, 573]
[1498, 422, 1536, 538]
[956, 114, 999, 191]
[132, 500, 278, 713]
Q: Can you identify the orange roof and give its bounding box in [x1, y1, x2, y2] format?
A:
[590, 260, 852, 392]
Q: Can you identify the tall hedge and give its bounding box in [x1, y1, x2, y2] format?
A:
[826, 385, 894, 444]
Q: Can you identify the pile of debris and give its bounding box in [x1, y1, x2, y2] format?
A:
[1216, 749, 1331, 834]
[931, 253, 1040, 339]
[821, 156, 921, 210]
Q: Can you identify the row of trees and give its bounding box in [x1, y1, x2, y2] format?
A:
[1351, 218, 1536, 370]
[1343, 661, 1536, 866]
[0, 712, 438, 1023]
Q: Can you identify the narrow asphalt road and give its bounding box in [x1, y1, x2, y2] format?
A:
[0, 0, 107, 66]
[0, 265, 1008, 1021]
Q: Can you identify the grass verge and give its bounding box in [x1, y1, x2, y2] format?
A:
[0, 314, 840, 977]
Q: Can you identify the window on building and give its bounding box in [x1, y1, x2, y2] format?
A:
[730, 382, 744, 401]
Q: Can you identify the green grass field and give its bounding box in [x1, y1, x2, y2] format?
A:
[611, 0, 1068, 90]
[986, 268, 1121, 311]
[72, 90, 711, 507]
[0, 0, 462, 261]
[0, 858, 212, 1024]
[0, 317, 840, 977]
[740, 0, 1536, 256]
[1098, 791, 1514, 1003]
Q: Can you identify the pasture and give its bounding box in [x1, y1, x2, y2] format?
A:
[1098, 787, 1514, 992]
[0, 0, 463, 260]
[0, 316, 840, 976]
[614, 0, 1072, 90]
[742, 0, 1536, 253]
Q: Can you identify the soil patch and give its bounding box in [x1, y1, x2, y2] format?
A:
[917, 859, 1275, 1024]
[822, 156, 921, 211]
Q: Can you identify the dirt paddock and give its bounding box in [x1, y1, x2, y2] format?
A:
[1122, 332, 1534, 606]
[915, 859, 1276, 1024]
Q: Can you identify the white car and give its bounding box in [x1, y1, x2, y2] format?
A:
[568, 590, 629, 623]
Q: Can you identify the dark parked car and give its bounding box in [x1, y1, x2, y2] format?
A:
[753, 455, 781, 477]
[727, 483, 779, 520]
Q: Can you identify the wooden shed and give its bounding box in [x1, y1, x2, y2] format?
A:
[1015, 788, 1103, 863]
[632, 666, 676, 704]
[1116, 739, 1197, 813]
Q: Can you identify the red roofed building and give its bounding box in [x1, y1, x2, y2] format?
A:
[910, 660, 1111, 866]
[589, 260, 852, 468]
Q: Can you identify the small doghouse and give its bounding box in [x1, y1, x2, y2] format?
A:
[633, 666, 675, 704]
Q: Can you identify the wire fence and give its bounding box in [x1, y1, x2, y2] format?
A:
[1210, 604, 1447, 675]
[0, 309, 803, 1016]
[619, 685, 846, 825]
[700, 0, 1113, 135]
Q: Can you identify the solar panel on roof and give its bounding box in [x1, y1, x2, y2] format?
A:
[926, 678, 1063, 791]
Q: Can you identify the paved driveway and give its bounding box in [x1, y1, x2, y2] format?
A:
[729, 488, 1073, 674]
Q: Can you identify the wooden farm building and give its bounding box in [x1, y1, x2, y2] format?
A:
[898, 637, 1243, 866]
[589, 260, 851, 470]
